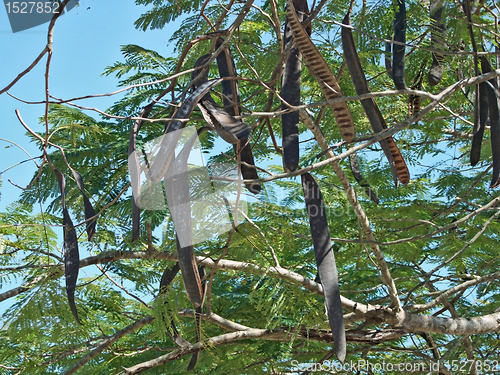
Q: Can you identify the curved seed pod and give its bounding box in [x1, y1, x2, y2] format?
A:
[187, 265, 207, 371]
[167, 79, 224, 135]
[393, 0, 407, 90]
[200, 101, 251, 142]
[301, 173, 346, 362]
[281, 0, 310, 172]
[173, 226, 203, 310]
[70, 169, 96, 241]
[191, 54, 213, 102]
[54, 169, 81, 324]
[428, 0, 446, 86]
[192, 55, 251, 143]
[147, 78, 224, 183]
[286, 0, 355, 143]
[216, 38, 261, 194]
[159, 262, 181, 293]
[480, 56, 500, 188]
[160, 125, 205, 343]
[349, 153, 379, 204]
[159, 263, 191, 347]
[341, 12, 410, 186]
[236, 142, 260, 195]
[385, 38, 393, 79]
[470, 81, 489, 166]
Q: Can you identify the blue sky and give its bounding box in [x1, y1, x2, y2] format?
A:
[0, 0, 182, 210]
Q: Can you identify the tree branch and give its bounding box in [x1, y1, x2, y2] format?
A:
[63, 316, 154, 375]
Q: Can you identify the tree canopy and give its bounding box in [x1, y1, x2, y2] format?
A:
[1, 0, 500, 373]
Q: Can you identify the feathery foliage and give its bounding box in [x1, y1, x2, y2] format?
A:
[2, 0, 500, 373]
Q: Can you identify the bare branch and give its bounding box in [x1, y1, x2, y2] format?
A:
[63, 316, 154, 375]
[0, 48, 48, 95]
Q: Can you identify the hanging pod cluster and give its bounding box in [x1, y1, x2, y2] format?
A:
[127, 38, 261, 370]
[282, 0, 348, 362]
[282, 0, 417, 360]
[462, 0, 500, 187]
[472, 56, 500, 188]
[190, 39, 260, 194]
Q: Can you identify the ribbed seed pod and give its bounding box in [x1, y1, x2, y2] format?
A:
[286, 0, 355, 142]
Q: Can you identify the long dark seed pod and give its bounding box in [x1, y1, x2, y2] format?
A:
[281, 0, 310, 172]
[70, 169, 96, 241]
[187, 265, 207, 371]
[192, 55, 251, 144]
[464, 0, 488, 168]
[301, 173, 346, 362]
[54, 169, 81, 324]
[216, 38, 261, 194]
[286, 0, 355, 143]
[464, 0, 479, 80]
[190, 54, 213, 102]
[393, 0, 407, 90]
[428, 0, 446, 86]
[159, 263, 191, 347]
[349, 153, 379, 204]
[385, 37, 393, 79]
[480, 56, 500, 188]
[470, 81, 489, 166]
[341, 12, 410, 186]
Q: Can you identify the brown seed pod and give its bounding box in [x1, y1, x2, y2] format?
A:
[286, 0, 355, 143]
[341, 11, 410, 186]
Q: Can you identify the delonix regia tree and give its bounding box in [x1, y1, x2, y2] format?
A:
[1, 0, 500, 373]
